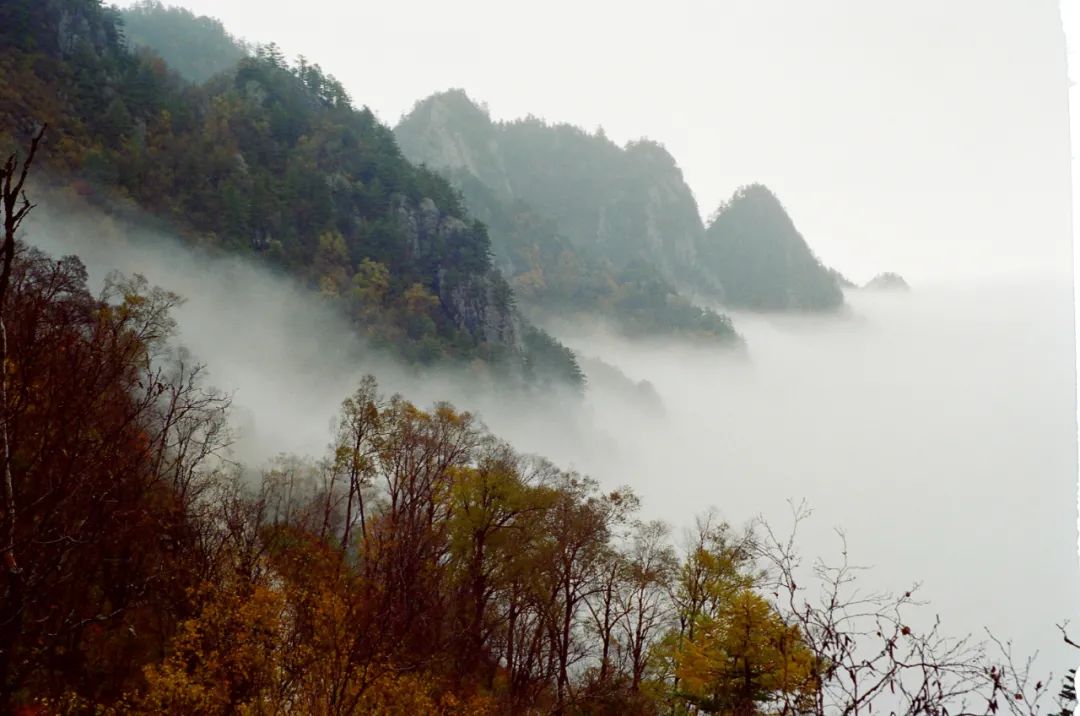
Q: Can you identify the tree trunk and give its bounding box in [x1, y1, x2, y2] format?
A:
[0, 124, 45, 714]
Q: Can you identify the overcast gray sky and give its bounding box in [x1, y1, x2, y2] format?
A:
[112, 0, 1073, 284]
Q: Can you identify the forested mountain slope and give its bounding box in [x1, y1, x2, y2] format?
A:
[397, 90, 704, 285]
[397, 90, 738, 341]
[119, 0, 249, 83]
[0, 0, 582, 386]
[447, 166, 739, 341]
[0, 5, 1044, 715]
[701, 184, 844, 310]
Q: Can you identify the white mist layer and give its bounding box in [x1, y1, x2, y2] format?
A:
[25, 196, 1079, 678]
[547, 278, 1079, 674]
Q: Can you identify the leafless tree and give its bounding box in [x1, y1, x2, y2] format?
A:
[618, 519, 678, 690]
[0, 125, 45, 579]
[754, 500, 1053, 716]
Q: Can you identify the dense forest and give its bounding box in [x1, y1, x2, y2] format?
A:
[0, 2, 1064, 714]
[0, 0, 582, 387]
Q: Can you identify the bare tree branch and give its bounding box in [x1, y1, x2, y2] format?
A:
[0, 124, 47, 578]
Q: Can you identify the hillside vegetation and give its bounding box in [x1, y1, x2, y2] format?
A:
[120, 0, 249, 83]
[0, 0, 582, 386]
[0, 242, 1028, 715]
[0, 3, 1047, 714]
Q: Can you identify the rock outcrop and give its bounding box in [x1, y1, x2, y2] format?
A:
[396, 197, 524, 353]
[396, 91, 706, 288]
[396, 91, 845, 314]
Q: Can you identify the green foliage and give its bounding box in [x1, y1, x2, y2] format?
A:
[524, 325, 587, 388]
[0, 0, 582, 387]
[701, 184, 844, 310]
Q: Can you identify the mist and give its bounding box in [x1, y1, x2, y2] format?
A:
[550, 276, 1079, 670]
[23, 188, 1079, 679]
[22, 190, 607, 467]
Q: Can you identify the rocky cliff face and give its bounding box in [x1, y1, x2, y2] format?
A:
[0, 0, 123, 59]
[396, 197, 524, 354]
[396, 90, 513, 198]
[440, 272, 522, 350]
[395, 91, 706, 288]
[620, 141, 710, 287]
[396, 91, 844, 314]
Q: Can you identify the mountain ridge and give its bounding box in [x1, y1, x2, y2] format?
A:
[396, 89, 845, 315]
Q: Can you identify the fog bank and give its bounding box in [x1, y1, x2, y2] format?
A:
[25, 194, 1079, 679]
[547, 277, 1078, 673]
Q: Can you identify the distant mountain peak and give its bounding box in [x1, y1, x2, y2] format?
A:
[408, 88, 490, 121]
[864, 272, 910, 291]
[711, 183, 784, 218]
[701, 184, 843, 310]
[396, 92, 707, 287]
[624, 138, 680, 171]
[398, 95, 844, 314]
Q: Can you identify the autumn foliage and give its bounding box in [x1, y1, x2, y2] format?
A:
[0, 230, 827, 714]
[0, 135, 1055, 716]
[0, 235, 1054, 715]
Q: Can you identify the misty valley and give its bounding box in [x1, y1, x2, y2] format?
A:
[0, 1, 1076, 714]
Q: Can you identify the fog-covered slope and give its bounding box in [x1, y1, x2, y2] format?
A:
[397, 89, 705, 286]
[701, 184, 844, 310]
[397, 89, 844, 314]
[119, 0, 249, 83]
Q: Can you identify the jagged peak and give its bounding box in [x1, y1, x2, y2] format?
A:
[708, 183, 788, 226]
[701, 182, 842, 310]
[624, 138, 678, 169]
[404, 88, 492, 124]
[403, 93, 694, 173]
